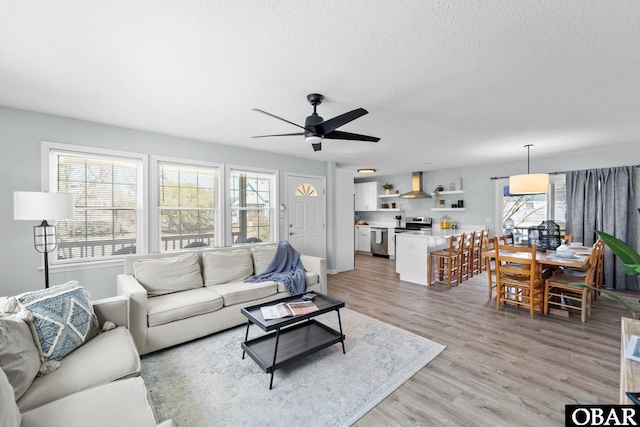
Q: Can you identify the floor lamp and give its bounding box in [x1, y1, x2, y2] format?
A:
[14, 191, 75, 289]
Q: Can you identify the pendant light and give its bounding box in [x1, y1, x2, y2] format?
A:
[509, 144, 549, 194]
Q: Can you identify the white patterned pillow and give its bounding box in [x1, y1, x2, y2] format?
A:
[15, 281, 100, 363]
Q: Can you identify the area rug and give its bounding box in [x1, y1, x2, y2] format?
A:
[141, 308, 445, 426]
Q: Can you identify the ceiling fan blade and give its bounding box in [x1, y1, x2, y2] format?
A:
[252, 109, 306, 130]
[314, 108, 368, 135]
[251, 132, 304, 138]
[324, 130, 380, 143]
[312, 142, 322, 152]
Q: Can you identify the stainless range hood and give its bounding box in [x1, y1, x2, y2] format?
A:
[400, 172, 432, 198]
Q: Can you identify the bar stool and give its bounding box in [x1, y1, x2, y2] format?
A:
[429, 233, 464, 288]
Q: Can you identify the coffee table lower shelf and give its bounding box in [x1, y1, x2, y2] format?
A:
[241, 319, 345, 375]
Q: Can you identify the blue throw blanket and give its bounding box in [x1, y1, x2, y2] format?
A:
[245, 241, 307, 295]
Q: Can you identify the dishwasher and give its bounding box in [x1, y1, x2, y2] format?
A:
[370, 228, 389, 257]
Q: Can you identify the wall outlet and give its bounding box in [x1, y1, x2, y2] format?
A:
[486, 217, 492, 223]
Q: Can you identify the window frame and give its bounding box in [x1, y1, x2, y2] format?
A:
[226, 164, 279, 246]
[151, 155, 224, 252]
[41, 141, 148, 271]
[494, 174, 566, 238]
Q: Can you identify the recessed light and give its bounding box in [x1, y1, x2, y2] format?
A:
[357, 168, 376, 174]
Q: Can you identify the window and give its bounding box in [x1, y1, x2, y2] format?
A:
[157, 161, 221, 251]
[498, 175, 566, 242]
[44, 143, 146, 263]
[229, 167, 277, 244]
[296, 183, 317, 197]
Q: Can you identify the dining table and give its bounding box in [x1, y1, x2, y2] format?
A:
[483, 244, 593, 317]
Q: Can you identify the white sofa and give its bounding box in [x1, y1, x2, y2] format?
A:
[117, 243, 327, 355]
[0, 295, 174, 427]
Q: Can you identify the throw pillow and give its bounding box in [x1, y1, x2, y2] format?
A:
[253, 244, 278, 275]
[0, 315, 41, 399]
[15, 281, 101, 363]
[202, 250, 254, 285]
[133, 252, 203, 296]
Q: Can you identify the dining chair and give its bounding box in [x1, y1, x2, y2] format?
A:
[495, 243, 543, 318]
[429, 233, 464, 288]
[460, 231, 475, 281]
[543, 244, 598, 322]
[592, 239, 605, 301]
[499, 233, 515, 245]
[484, 236, 498, 299]
[470, 229, 485, 276]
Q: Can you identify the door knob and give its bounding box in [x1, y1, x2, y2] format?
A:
[289, 232, 294, 235]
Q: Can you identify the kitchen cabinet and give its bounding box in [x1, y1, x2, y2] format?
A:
[388, 228, 396, 259]
[355, 182, 379, 211]
[355, 226, 371, 252]
[395, 233, 452, 285]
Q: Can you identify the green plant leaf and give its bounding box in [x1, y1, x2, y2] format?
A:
[622, 264, 640, 275]
[570, 283, 638, 319]
[595, 230, 640, 264]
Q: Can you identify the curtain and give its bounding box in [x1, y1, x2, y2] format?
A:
[566, 166, 637, 290]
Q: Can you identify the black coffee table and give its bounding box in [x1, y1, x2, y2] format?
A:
[240, 291, 345, 389]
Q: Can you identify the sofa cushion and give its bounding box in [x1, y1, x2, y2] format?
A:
[15, 281, 101, 363]
[207, 281, 278, 306]
[202, 250, 254, 285]
[0, 368, 21, 427]
[133, 252, 203, 296]
[0, 315, 41, 400]
[276, 271, 318, 293]
[147, 287, 224, 327]
[17, 326, 140, 412]
[20, 377, 157, 427]
[252, 244, 278, 275]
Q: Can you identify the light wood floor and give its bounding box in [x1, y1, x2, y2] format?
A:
[327, 253, 636, 427]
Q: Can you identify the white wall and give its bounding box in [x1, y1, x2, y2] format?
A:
[0, 106, 329, 299]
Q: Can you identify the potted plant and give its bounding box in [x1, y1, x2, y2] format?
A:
[383, 183, 394, 194]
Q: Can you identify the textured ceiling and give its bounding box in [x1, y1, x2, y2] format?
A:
[1, 0, 639, 176]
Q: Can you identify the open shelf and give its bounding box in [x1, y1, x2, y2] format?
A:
[431, 208, 466, 211]
[431, 190, 465, 196]
[378, 194, 401, 198]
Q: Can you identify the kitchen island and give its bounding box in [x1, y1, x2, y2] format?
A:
[395, 231, 453, 286]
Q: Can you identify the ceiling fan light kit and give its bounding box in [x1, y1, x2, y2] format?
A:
[252, 93, 380, 152]
[509, 144, 549, 194]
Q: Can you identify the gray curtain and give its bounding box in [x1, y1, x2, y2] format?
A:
[566, 166, 637, 290]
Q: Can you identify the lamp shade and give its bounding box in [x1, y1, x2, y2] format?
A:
[14, 192, 75, 221]
[508, 173, 549, 194]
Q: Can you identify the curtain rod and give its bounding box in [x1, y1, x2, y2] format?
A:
[490, 165, 640, 180]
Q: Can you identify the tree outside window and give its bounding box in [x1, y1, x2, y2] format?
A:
[230, 170, 275, 244]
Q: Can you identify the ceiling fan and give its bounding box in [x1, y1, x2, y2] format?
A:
[252, 93, 380, 152]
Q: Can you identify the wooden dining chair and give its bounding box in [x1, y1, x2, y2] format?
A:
[484, 236, 498, 300]
[495, 243, 543, 318]
[592, 239, 605, 301]
[499, 233, 515, 245]
[429, 233, 464, 288]
[544, 244, 598, 322]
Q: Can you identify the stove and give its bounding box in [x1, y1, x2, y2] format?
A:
[395, 217, 432, 234]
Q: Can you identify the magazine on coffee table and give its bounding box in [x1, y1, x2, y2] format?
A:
[260, 301, 319, 319]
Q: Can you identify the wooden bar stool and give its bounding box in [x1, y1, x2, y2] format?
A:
[429, 233, 464, 288]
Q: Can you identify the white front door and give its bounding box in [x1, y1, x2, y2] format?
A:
[285, 173, 326, 258]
